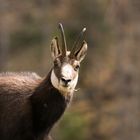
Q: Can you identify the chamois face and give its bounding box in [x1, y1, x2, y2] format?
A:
[50, 24, 87, 93]
[51, 54, 80, 93]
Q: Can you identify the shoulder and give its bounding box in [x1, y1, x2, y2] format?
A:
[0, 72, 43, 95]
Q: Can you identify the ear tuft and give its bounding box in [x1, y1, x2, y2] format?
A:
[51, 37, 60, 60]
[75, 41, 88, 62]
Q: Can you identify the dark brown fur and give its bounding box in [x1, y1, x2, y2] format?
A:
[0, 24, 88, 140]
[0, 71, 70, 140]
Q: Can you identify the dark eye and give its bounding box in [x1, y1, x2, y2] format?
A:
[54, 58, 61, 67]
[74, 65, 80, 71]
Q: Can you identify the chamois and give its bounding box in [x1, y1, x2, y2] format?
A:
[0, 23, 88, 140]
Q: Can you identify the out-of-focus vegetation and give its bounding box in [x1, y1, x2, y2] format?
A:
[0, 0, 140, 140]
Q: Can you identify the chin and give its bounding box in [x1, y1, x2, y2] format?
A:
[58, 84, 74, 93]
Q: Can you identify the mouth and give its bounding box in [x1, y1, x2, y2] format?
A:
[62, 84, 69, 88]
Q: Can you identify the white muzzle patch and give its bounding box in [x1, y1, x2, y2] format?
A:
[51, 68, 78, 94]
[61, 64, 73, 80]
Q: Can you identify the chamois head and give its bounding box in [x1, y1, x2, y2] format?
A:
[50, 23, 88, 93]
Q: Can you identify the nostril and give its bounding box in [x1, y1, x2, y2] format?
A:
[61, 78, 71, 84]
[67, 79, 71, 83]
[61, 78, 66, 83]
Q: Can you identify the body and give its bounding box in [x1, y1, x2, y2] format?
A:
[0, 72, 70, 140]
[0, 24, 88, 140]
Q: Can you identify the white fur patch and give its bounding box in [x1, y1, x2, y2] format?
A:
[51, 70, 78, 94]
[61, 64, 73, 79]
[51, 70, 59, 90]
[66, 51, 70, 56]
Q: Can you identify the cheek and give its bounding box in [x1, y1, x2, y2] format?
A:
[53, 67, 61, 81]
[51, 70, 59, 88]
[70, 74, 78, 88]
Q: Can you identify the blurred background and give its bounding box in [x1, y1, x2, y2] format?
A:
[0, 0, 140, 140]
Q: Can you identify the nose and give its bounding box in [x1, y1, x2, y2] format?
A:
[61, 78, 71, 86]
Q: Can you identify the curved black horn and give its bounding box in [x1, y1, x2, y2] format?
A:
[58, 23, 67, 56]
[70, 27, 86, 57]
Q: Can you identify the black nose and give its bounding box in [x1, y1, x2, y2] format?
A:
[61, 78, 71, 85]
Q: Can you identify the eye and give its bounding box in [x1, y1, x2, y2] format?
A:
[54, 58, 61, 67]
[74, 65, 80, 71]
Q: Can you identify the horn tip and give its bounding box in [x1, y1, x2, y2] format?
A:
[59, 23, 63, 28]
[82, 27, 86, 32]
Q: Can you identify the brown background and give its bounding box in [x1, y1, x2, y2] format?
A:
[0, 0, 140, 140]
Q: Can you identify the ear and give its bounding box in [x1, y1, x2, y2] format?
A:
[75, 41, 88, 62]
[51, 37, 61, 60]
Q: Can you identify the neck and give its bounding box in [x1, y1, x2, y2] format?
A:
[30, 70, 73, 137]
